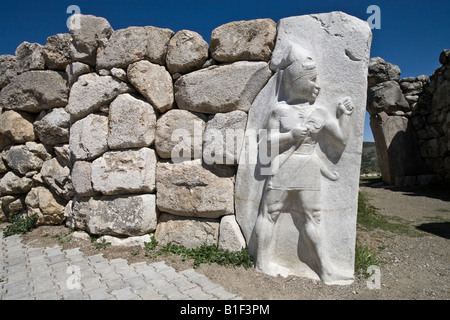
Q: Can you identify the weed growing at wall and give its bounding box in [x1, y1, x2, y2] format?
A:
[144, 234, 253, 269]
[2, 212, 38, 238]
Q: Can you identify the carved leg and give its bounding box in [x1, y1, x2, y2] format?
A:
[297, 190, 353, 285]
[297, 190, 333, 280]
[253, 188, 287, 273]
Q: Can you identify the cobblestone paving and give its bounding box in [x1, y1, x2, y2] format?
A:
[0, 232, 241, 300]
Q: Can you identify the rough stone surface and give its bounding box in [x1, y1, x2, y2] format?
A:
[0, 172, 33, 195]
[370, 112, 429, 185]
[368, 57, 401, 87]
[2, 144, 47, 175]
[0, 70, 68, 112]
[127, 60, 174, 113]
[0, 55, 17, 89]
[72, 161, 95, 197]
[218, 215, 246, 252]
[108, 93, 156, 149]
[0, 110, 36, 143]
[15, 42, 45, 74]
[69, 113, 109, 161]
[203, 110, 247, 165]
[155, 109, 206, 160]
[65, 73, 132, 122]
[43, 33, 72, 70]
[210, 19, 277, 63]
[156, 213, 219, 249]
[25, 186, 66, 226]
[367, 80, 410, 115]
[91, 148, 157, 195]
[174, 61, 272, 113]
[97, 234, 152, 248]
[76, 194, 157, 236]
[96, 26, 174, 69]
[66, 62, 92, 87]
[68, 14, 113, 66]
[166, 30, 209, 74]
[156, 160, 234, 219]
[34, 108, 71, 145]
[40, 158, 74, 200]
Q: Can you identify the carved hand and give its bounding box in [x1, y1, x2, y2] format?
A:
[290, 127, 307, 141]
[337, 97, 354, 116]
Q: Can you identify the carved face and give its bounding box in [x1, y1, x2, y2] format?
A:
[283, 58, 320, 104]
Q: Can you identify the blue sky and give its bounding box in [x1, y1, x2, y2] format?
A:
[1, 0, 449, 142]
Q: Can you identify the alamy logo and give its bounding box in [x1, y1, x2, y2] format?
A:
[367, 5, 381, 29]
[366, 265, 381, 289]
[67, 5, 81, 30]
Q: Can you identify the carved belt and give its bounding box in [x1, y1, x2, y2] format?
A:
[294, 144, 315, 155]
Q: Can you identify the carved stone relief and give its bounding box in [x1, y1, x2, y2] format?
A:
[235, 12, 372, 284]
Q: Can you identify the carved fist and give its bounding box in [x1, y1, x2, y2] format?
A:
[338, 97, 354, 116]
[291, 127, 307, 141]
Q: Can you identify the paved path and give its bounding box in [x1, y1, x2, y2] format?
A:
[0, 232, 241, 300]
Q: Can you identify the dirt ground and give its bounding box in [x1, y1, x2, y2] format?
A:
[13, 180, 450, 300]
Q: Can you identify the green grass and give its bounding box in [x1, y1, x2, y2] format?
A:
[2, 212, 38, 238]
[354, 239, 380, 276]
[144, 234, 253, 269]
[357, 191, 422, 237]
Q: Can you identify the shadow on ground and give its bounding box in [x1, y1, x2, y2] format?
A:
[416, 222, 450, 240]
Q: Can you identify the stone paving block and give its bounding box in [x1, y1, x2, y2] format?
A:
[133, 285, 165, 300]
[183, 286, 215, 300]
[62, 289, 85, 300]
[85, 286, 115, 300]
[1, 232, 239, 301]
[111, 286, 141, 300]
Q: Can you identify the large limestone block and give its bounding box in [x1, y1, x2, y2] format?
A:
[367, 80, 410, 115]
[91, 148, 156, 195]
[174, 61, 272, 113]
[210, 19, 277, 63]
[156, 213, 219, 249]
[68, 14, 113, 66]
[96, 26, 174, 69]
[66, 62, 92, 87]
[2, 144, 48, 175]
[34, 108, 70, 145]
[368, 57, 401, 88]
[155, 109, 206, 160]
[370, 112, 428, 185]
[108, 93, 156, 149]
[218, 215, 246, 252]
[40, 158, 74, 200]
[69, 113, 109, 161]
[0, 172, 33, 195]
[43, 33, 72, 70]
[66, 73, 132, 122]
[127, 60, 174, 113]
[0, 70, 68, 113]
[156, 160, 234, 219]
[14, 42, 45, 74]
[72, 161, 95, 197]
[166, 30, 209, 74]
[0, 110, 36, 144]
[25, 186, 65, 226]
[235, 12, 372, 284]
[80, 194, 157, 236]
[203, 110, 247, 165]
[0, 55, 17, 89]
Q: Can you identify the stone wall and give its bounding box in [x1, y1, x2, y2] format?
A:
[366, 52, 450, 185]
[0, 14, 278, 251]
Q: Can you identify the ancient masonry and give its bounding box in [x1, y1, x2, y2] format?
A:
[0, 13, 448, 254]
[0, 14, 276, 251]
[367, 52, 450, 186]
